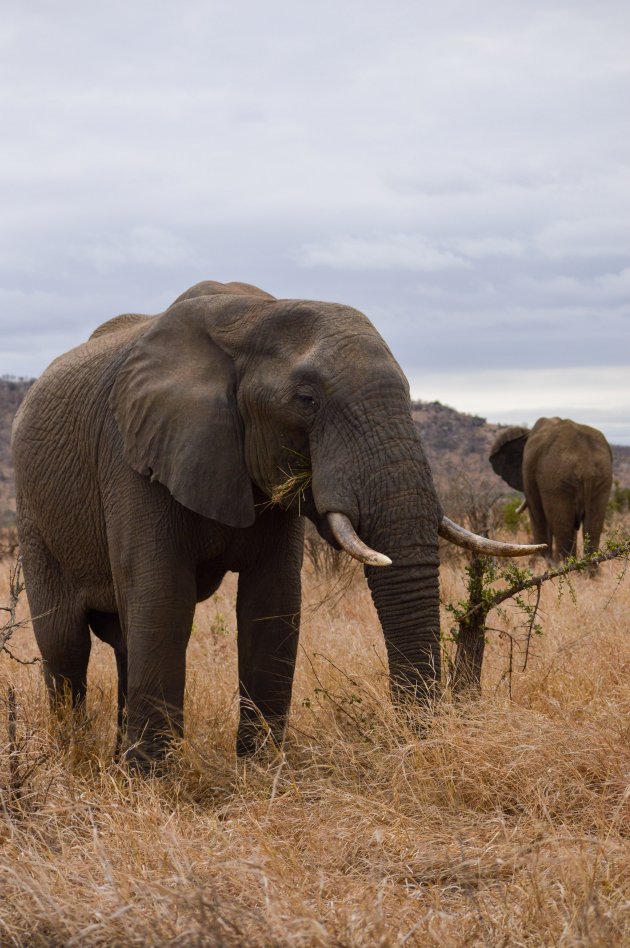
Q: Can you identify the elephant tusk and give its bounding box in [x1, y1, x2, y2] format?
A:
[515, 499, 528, 515]
[439, 516, 546, 557]
[326, 512, 392, 567]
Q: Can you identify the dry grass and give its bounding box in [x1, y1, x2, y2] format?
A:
[269, 451, 313, 511]
[0, 535, 629, 946]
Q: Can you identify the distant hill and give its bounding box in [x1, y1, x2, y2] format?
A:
[0, 377, 33, 524]
[613, 443, 630, 483]
[411, 400, 505, 495]
[1, 378, 628, 525]
[412, 399, 630, 493]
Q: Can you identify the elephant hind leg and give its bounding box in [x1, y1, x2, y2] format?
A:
[547, 495, 579, 561]
[33, 602, 94, 761]
[525, 486, 552, 561]
[36, 608, 92, 713]
[34, 599, 91, 713]
[19, 532, 91, 712]
[555, 525, 578, 561]
[583, 491, 609, 556]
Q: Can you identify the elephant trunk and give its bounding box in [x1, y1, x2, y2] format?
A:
[366, 557, 441, 699]
[360, 462, 442, 700]
[311, 410, 442, 703]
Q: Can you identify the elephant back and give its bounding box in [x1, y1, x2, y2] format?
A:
[89, 313, 153, 340]
[528, 418, 613, 487]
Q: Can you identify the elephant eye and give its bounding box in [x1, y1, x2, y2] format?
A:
[295, 392, 317, 409]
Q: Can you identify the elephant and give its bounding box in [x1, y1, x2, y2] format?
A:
[489, 417, 613, 561]
[12, 280, 543, 767]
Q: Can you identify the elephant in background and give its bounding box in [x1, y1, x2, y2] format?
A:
[12, 279, 540, 767]
[489, 417, 613, 561]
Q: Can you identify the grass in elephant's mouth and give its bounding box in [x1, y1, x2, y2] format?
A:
[0, 535, 629, 945]
[268, 448, 312, 510]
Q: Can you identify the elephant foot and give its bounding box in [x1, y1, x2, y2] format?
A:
[236, 713, 285, 758]
[121, 728, 178, 775]
[122, 746, 176, 778]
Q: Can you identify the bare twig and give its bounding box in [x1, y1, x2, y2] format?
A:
[496, 631, 515, 700]
[299, 644, 370, 735]
[521, 584, 542, 673]
[0, 554, 41, 666]
[7, 685, 19, 800]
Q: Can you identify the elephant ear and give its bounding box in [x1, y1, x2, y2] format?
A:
[110, 305, 255, 528]
[489, 426, 530, 492]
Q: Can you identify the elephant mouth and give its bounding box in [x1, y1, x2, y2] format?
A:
[325, 512, 545, 566]
[273, 472, 546, 563]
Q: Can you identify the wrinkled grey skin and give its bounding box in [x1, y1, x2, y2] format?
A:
[12, 281, 442, 767]
[489, 417, 613, 561]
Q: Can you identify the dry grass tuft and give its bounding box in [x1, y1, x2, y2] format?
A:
[0, 542, 629, 945]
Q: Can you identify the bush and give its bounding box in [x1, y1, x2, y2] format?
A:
[501, 495, 526, 533]
[609, 480, 630, 514]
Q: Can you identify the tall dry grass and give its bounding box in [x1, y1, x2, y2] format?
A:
[0, 535, 628, 946]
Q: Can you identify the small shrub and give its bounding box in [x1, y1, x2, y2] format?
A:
[608, 480, 630, 515]
[501, 495, 526, 533]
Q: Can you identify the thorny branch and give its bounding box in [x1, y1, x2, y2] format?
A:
[459, 538, 630, 625]
[449, 536, 630, 696]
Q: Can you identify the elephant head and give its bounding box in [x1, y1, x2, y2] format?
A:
[111, 285, 542, 702]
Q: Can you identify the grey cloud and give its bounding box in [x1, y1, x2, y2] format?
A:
[296, 235, 471, 272]
[387, 172, 483, 198]
[76, 227, 194, 274]
[1, 0, 629, 440]
[517, 269, 630, 305]
[535, 216, 630, 259]
[451, 237, 525, 259]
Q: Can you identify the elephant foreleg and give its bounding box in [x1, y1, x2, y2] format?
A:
[117, 570, 196, 769]
[235, 516, 303, 756]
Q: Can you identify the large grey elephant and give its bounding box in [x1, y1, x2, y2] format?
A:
[12, 280, 541, 766]
[489, 417, 613, 561]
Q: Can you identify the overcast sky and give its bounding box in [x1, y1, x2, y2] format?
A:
[1, 1, 629, 441]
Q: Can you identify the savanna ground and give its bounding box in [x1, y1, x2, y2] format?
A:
[0, 523, 629, 946]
